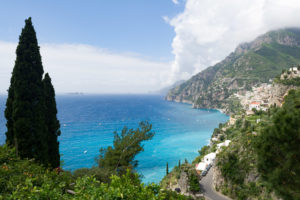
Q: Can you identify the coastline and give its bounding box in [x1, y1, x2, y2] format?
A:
[215, 108, 226, 115]
[165, 98, 229, 116]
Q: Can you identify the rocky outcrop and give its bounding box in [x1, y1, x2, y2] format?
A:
[212, 166, 226, 192]
[169, 171, 189, 194]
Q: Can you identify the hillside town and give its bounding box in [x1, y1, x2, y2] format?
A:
[234, 67, 299, 115]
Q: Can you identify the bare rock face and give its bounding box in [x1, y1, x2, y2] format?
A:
[178, 171, 189, 194]
[168, 171, 189, 194]
[212, 164, 226, 192]
[269, 84, 297, 107]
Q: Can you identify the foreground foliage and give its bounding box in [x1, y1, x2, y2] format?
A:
[255, 89, 300, 200]
[0, 145, 190, 199]
[0, 145, 71, 199]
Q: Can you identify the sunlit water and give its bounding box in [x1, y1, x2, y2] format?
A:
[0, 94, 228, 183]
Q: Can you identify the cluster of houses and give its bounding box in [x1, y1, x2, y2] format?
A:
[195, 140, 231, 173]
[280, 67, 300, 80]
[235, 83, 273, 115]
[237, 67, 300, 115]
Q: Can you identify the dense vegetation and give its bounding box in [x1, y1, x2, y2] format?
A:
[0, 145, 189, 199]
[215, 89, 300, 200]
[277, 77, 300, 86]
[5, 17, 60, 168]
[255, 89, 300, 200]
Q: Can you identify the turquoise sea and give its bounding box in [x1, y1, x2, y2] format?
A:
[0, 94, 228, 183]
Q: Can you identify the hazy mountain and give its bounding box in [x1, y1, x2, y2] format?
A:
[149, 80, 185, 95]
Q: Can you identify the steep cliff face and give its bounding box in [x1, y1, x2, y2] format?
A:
[166, 28, 300, 112]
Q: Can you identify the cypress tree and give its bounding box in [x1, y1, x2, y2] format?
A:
[166, 162, 169, 175]
[43, 73, 61, 168]
[5, 78, 14, 146]
[5, 17, 48, 165]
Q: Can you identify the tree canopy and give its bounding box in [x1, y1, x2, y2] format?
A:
[255, 89, 300, 200]
[98, 121, 154, 175]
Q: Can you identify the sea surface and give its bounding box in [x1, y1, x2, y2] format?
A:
[0, 94, 228, 183]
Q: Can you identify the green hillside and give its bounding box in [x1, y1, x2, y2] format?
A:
[166, 28, 300, 113]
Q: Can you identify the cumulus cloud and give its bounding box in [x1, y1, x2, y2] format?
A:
[168, 0, 300, 83]
[0, 41, 171, 94]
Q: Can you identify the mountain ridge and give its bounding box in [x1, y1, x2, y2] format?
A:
[166, 28, 300, 114]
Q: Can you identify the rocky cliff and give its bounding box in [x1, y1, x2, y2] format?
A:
[166, 28, 300, 113]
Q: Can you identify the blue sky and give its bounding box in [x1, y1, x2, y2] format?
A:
[0, 0, 183, 60]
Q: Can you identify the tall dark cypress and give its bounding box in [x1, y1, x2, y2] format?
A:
[5, 17, 48, 165]
[5, 77, 14, 146]
[43, 73, 61, 168]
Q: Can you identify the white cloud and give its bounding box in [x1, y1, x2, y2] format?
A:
[162, 16, 170, 23]
[0, 42, 171, 94]
[168, 0, 300, 83]
[172, 0, 179, 5]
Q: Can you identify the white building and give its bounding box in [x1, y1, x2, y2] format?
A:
[216, 140, 231, 153]
[196, 162, 207, 171]
[195, 152, 216, 172]
[249, 101, 261, 110]
[289, 67, 298, 72]
[203, 153, 216, 165]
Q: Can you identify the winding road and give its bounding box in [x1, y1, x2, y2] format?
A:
[199, 167, 232, 200]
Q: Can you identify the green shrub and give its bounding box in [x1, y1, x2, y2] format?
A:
[188, 173, 200, 193]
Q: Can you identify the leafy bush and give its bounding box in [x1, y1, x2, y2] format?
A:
[73, 167, 112, 183]
[188, 173, 200, 193]
[217, 150, 245, 185]
[0, 145, 72, 199]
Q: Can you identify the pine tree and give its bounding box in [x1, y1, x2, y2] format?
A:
[98, 121, 154, 175]
[5, 17, 48, 165]
[43, 73, 61, 168]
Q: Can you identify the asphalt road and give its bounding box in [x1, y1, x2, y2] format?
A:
[199, 168, 232, 200]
